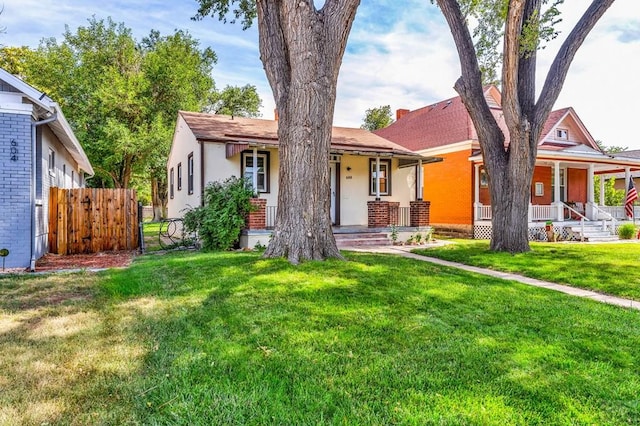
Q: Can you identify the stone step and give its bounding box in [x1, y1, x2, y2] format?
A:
[334, 233, 390, 248]
[334, 233, 388, 240]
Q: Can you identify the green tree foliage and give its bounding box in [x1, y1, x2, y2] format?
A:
[1, 18, 261, 219]
[209, 84, 262, 117]
[183, 176, 256, 250]
[361, 105, 394, 131]
[455, 0, 563, 86]
[594, 176, 624, 206]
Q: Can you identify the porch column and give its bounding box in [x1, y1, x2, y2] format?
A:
[553, 161, 563, 221]
[473, 164, 480, 221]
[252, 148, 258, 195]
[375, 155, 381, 200]
[417, 159, 423, 201]
[599, 174, 606, 206]
[586, 163, 595, 219]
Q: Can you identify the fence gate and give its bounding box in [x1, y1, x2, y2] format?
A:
[49, 188, 139, 255]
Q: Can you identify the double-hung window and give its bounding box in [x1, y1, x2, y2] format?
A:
[169, 168, 175, 199]
[369, 159, 391, 196]
[187, 153, 194, 195]
[242, 151, 269, 193]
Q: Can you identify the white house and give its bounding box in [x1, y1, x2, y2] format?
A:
[167, 111, 439, 247]
[0, 68, 94, 269]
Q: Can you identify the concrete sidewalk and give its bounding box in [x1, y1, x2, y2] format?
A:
[350, 244, 640, 311]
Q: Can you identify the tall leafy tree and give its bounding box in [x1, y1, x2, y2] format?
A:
[361, 105, 394, 131]
[436, 0, 615, 253]
[195, 0, 360, 264]
[140, 29, 218, 220]
[2, 20, 260, 220]
[210, 84, 262, 117]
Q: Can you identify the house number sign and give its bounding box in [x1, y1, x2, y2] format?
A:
[10, 139, 18, 161]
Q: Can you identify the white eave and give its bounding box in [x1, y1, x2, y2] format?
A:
[0, 68, 94, 176]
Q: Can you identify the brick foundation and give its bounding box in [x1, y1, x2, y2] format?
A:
[410, 201, 430, 227]
[246, 198, 267, 230]
[368, 201, 390, 228]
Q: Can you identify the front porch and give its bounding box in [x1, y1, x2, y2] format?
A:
[241, 199, 432, 248]
[471, 156, 640, 241]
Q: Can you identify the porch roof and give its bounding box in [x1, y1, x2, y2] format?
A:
[469, 143, 640, 173]
[179, 110, 437, 161]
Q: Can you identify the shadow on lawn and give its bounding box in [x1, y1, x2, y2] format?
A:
[105, 250, 640, 424]
[3, 249, 638, 424]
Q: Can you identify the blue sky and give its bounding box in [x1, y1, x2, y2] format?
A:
[2, 0, 639, 148]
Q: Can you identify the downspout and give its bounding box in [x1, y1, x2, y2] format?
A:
[30, 112, 58, 271]
[200, 140, 205, 206]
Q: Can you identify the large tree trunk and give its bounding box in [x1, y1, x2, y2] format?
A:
[259, 0, 360, 264]
[438, 0, 615, 253]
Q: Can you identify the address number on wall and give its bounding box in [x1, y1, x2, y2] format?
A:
[10, 139, 18, 161]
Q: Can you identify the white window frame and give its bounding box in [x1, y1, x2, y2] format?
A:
[369, 158, 391, 196]
[242, 151, 269, 193]
[556, 128, 568, 140]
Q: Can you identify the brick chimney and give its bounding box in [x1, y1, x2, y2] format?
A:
[396, 109, 410, 120]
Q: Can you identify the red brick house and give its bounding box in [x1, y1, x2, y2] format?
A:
[376, 86, 640, 240]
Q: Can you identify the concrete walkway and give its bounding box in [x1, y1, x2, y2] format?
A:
[349, 244, 640, 311]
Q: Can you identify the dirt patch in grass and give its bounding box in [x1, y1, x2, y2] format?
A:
[34, 251, 137, 272]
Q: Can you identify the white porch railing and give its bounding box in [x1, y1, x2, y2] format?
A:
[594, 206, 640, 220]
[475, 204, 492, 220]
[530, 205, 555, 221]
[266, 205, 277, 228]
[476, 203, 639, 223]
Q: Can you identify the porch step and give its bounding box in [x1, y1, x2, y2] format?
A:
[334, 232, 390, 248]
[569, 225, 619, 242]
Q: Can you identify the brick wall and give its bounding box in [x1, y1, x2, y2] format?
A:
[410, 201, 430, 227]
[368, 200, 390, 228]
[423, 149, 473, 226]
[0, 112, 33, 268]
[246, 198, 267, 230]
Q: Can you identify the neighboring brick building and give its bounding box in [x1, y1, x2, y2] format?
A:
[0, 68, 94, 269]
[376, 86, 640, 240]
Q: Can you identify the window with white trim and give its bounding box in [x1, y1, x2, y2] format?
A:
[187, 152, 194, 195]
[241, 151, 270, 193]
[170, 167, 175, 199]
[369, 159, 391, 196]
[556, 128, 568, 140]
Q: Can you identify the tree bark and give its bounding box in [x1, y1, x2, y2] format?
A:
[258, 0, 359, 264]
[151, 176, 166, 221]
[437, 0, 615, 253]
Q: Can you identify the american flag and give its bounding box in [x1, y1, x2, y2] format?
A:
[625, 177, 638, 218]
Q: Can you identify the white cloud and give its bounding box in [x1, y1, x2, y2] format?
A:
[1, 0, 638, 149]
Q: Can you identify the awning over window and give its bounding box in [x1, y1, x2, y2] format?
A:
[226, 143, 249, 158]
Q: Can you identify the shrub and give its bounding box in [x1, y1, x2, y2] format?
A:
[618, 223, 637, 240]
[183, 177, 256, 250]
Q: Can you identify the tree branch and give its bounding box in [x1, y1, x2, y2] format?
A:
[501, 0, 526, 131]
[535, 0, 615, 124]
[436, 0, 505, 158]
[256, 0, 291, 106]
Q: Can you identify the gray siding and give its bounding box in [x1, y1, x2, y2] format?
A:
[0, 112, 32, 268]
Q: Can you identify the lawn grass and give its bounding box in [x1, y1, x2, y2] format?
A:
[2, 250, 640, 424]
[414, 240, 640, 301]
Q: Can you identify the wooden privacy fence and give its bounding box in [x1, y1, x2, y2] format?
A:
[49, 188, 139, 255]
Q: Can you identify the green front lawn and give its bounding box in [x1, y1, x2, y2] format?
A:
[415, 240, 640, 301]
[1, 250, 640, 424]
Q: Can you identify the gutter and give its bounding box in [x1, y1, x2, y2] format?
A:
[30, 112, 58, 272]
